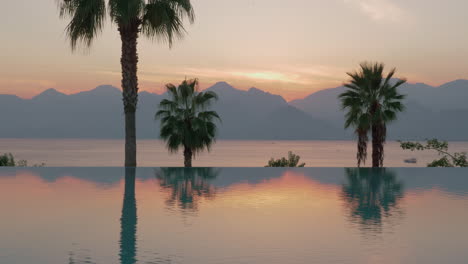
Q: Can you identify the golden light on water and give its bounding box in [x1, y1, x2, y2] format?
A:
[217, 171, 339, 209]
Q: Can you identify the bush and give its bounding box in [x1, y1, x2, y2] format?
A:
[0, 153, 16, 166]
[0, 153, 45, 167]
[265, 151, 306, 167]
[400, 139, 467, 167]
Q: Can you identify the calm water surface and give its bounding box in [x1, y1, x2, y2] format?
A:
[2, 139, 468, 167]
[0, 168, 467, 264]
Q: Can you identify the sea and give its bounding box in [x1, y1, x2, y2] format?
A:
[1, 139, 467, 167]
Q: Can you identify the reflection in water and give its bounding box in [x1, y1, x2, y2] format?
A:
[341, 168, 404, 231]
[120, 168, 137, 264]
[1, 168, 468, 264]
[155, 168, 219, 212]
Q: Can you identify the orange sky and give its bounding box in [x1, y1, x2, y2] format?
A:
[1, 0, 468, 101]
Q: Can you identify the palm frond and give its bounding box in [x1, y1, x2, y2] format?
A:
[382, 67, 396, 88]
[198, 111, 221, 121]
[193, 91, 218, 111]
[158, 99, 178, 111]
[59, 0, 106, 49]
[392, 78, 407, 89]
[141, 0, 194, 47]
[108, 0, 145, 25]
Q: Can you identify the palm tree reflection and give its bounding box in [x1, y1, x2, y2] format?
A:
[67, 168, 137, 264]
[120, 167, 137, 264]
[341, 168, 404, 231]
[155, 168, 219, 212]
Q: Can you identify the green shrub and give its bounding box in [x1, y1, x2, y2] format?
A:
[0, 153, 45, 167]
[266, 151, 306, 167]
[0, 153, 16, 166]
[400, 139, 467, 167]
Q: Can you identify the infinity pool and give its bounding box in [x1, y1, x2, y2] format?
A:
[1, 168, 467, 264]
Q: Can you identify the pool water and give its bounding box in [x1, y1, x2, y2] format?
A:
[1, 168, 467, 264]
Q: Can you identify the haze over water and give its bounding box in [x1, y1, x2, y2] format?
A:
[2, 139, 467, 167]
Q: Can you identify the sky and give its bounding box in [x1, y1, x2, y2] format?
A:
[1, 0, 468, 101]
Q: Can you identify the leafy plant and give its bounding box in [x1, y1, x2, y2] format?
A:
[400, 139, 467, 167]
[265, 151, 306, 167]
[0, 153, 16, 166]
[0, 153, 45, 167]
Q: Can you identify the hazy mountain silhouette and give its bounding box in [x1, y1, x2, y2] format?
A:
[291, 80, 468, 140]
[205, 82, 339, 139]
[402, 80, 468, 110]
[1, 80, 467, 140]
[0, 82, 339, 139]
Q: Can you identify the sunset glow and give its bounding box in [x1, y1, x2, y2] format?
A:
[1, 0, 468, 100]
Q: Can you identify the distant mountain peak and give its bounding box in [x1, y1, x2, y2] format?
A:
[208, 81, 237, 91]
[92, 85, 120, 92]
[248, 87, 265, 94]
[247, 87, 287, 104]
[43, 88, 58, 92]
[205, 82, 243, 98]
[73, 85, 121, 97]
[448, 79, 468, 83]
[33, 88, 66, 99]
[139, 91, 159, 96]
[439, 79, 468, 88]
[213, 81, 230, 86]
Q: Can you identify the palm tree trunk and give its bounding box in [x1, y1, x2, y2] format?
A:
[380, 123, 387, 167]
[370, 102, 385, 168]
[124, 111, 137, 167]
[357, 128, 368, 167]
[119, 23, 140, 167]
[372, 122, 385, 168]
[184, 146, 193, 167]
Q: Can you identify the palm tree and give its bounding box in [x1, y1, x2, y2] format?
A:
[339, 62, 406, 167]
[156, 79, 220, 167]
[58, 0, 195, 167]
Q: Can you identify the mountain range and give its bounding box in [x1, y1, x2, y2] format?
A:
[1, 80, 467, 140]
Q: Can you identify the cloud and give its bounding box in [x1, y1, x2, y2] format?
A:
[96, 64, 348, 100]
[344, 0, 406, 22]
[126, 65, 346, 86]
[229, 71, 309, 85]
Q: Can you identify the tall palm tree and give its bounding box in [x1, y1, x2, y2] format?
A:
[156, 79, 220, 167]
[58, 0, 195, 167]
[339, 62, 406, 167]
